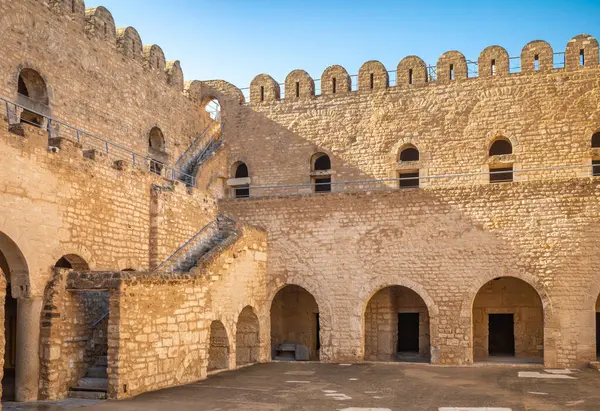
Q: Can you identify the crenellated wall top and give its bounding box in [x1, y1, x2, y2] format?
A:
[247, 34, 599, 105]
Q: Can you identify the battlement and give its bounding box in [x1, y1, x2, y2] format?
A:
[41, 1, 189, 92]
[246, 34, 599, 104]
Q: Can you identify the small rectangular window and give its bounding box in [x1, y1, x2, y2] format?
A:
[580, 49, 585, 66]
[408, 69, 413, 85]
[71, 0, 76, 12]
[593, 160, 600, 176]
[314, 176, 331, 193]
[534, 54, 539, 71]
[295, 81, 300, 98]
[369, 73, 374, 89]
[332, 78, 337, 94]
[491, 59, 496, 75]
[489, 166, 513, 183]
[399, 171, 419, 188]
[234, 186, 250, 198]
[449, 64, 455, 81]
[260, 86, 264, 102]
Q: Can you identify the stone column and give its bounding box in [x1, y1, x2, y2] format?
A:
[15, 297, 42, 402]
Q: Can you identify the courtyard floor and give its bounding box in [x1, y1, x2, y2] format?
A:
[4, 361, 600, 411]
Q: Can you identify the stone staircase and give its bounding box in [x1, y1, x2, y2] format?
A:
[68, 354, 108, 399]
[176, 121, 223, 187]
[154, 215, 237, 273]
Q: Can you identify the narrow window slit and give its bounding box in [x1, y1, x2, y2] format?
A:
[580, 49, 585, 66]
[449, 64, 455, 81]
[534, 54, 539, 71]
[491, 59, 496, 75]
[408, 69, 413, 85]
[260, 86, 264, 102]
[332, 78, 337, 94]
[369, 73, 374, 89]
[295, 81, 300, 98]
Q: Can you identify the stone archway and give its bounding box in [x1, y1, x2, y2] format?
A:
[363, 285, 431, 362]
[207, 320, 230, 372]
[235, 306, 260, 367]
[472, 277, 544, 363]
[270, 285, 320, 361]
[0, 231, 39, 402]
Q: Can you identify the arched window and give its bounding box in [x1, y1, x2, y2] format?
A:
[489, 138, 513, 183]
[16, 68, 49, 127]
[489, 138, 512, 156]
[204, 98, 221, 121]
[232, 162, 250, 198]
[592, 132, 600, 148]
[398, 145, 420, 188]
[311, 153, 332, 193]
[54, 254, 89, 270]
[148, 127, 166, 176]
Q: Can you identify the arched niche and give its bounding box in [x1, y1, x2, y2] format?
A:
[436, 51, 467, 83]
[321, 65, 351, 96]
[520, 40, 553, 73]
[358, 60, 389, 91]
[284, 69, 315, 100]
[116, 27, 143, 61]
[396, 56, 428, 86]
[250, 74, 280, 104]
[84, 6, 116, 43]
[478, 45, 509, 77]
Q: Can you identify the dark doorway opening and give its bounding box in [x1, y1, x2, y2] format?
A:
[489, 313, 515, 356]
[397, 313, 419, 352]
[596, 313, 599, 358]
[489, 166, 514, 183]
[399, 172, 420, 188]
[315, 313, 320, 351]
[3, 284, 17, 401]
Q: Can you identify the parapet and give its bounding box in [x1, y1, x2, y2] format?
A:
[116, 27, 143, 61]
[397, 56, 427, 86]
[84, 7, 116, 44]
[358, 61, 389, 91]
[520, 40, 553, 72]
[321, 65, 351, 96]
[245, 34, 599, 105]
[285, 70, 315, 100]
[44, 1, 193, 96]
[250, 74, 280, 104]
[565, 34, 599, 70]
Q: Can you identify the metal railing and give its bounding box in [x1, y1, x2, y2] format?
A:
[1, 96, 198, 186]
[153, 215, 237, 274]
[239, 52, 566, 101]
[175, 121, 223, 186]
[231, 163, 599, 198]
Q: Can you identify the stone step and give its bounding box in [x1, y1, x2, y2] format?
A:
[76, 377, 108, 390]
[87, 366, 108, 378]
[278, 343, 296, 352]
[590, 361, 599, 371]
[68, 389, 107, 400]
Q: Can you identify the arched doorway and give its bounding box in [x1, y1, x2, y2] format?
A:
[270, 285, 320, 361]
[236, 306, 260, 366]
[16, 68, 49, 127]
[203, 98, 221, 121]
[0, 231, 34, 402]
[207, 320, 230, 372]
[472, 277, 543, 363]
[364, 286, 430, 362]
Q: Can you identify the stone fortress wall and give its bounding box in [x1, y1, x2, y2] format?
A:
[0, 0, 599, 407]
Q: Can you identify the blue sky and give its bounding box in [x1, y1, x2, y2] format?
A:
[90, 0, 600, 89]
